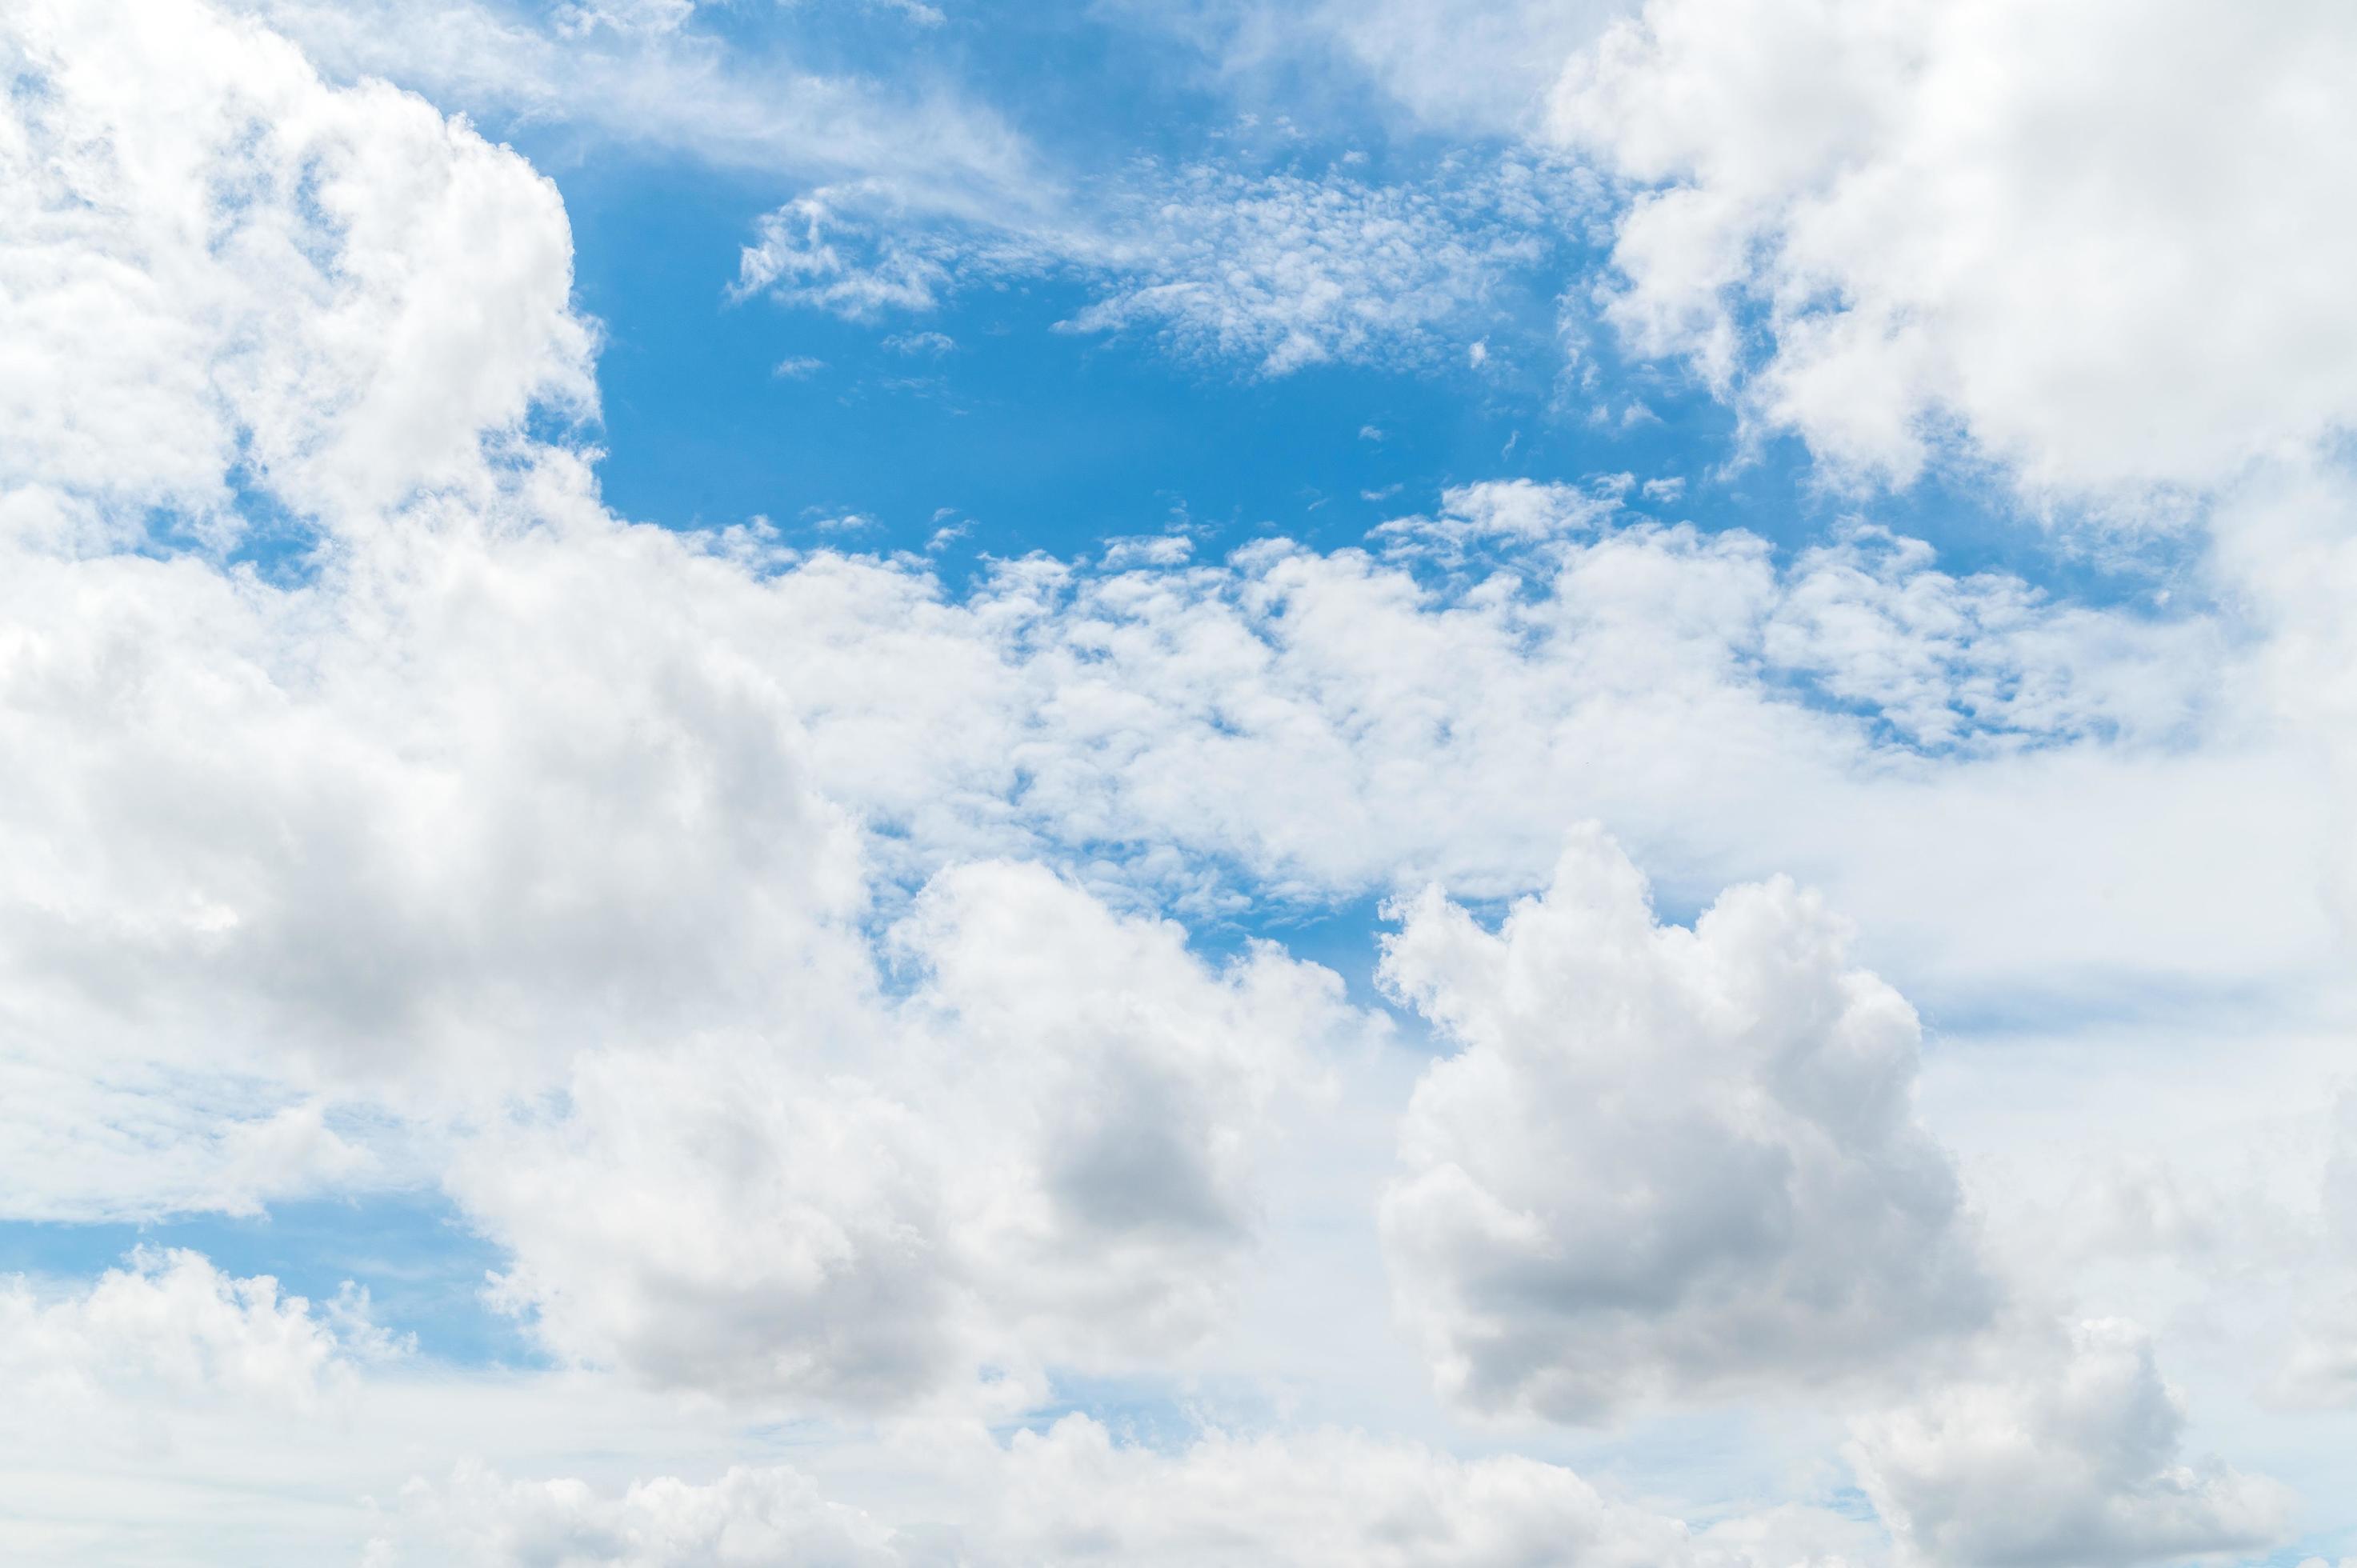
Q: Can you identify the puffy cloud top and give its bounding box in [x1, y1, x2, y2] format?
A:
[1555, 0, 2357, 499]
[0, 0, 596, 533]
[1852, 1319, 2292, 1567]
[1380, 827, 1992, 1418]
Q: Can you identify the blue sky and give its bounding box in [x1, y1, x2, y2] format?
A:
[554, 130, 2158, 596]
[4, 2, 2356, 1564]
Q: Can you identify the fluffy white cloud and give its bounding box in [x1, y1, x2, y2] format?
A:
[0, 0, 595, 531]
[0, 472, 2261, 1223]
[0, 1248, 398, 1428]
[448, 859, 1359, 1410]
[971, 1416, 1874, 1567]
[1552, 0, 2357, 498]
[782, 498, 2214, 909]
[1379, 827, 1992, 1418]
[0, 4, 2339, 1558]
[1371, 478, 1621, 556]
[2264, 1089, 2357, 1410]
[1763, 523, 2215, 748]
[0, 497, 874, 1105]
[373, 1459, 901, 1568]
[1851, 1319, 2291, 1567]
[2, 0, 2235, 1158]
[370, 1415, 1871, 1567]
[2204, 464, 2357, 923]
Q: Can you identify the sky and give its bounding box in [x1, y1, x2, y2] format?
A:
[3, 0, 2357, 1563]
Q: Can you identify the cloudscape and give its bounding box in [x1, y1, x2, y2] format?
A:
[5, 1, 2356, 1562]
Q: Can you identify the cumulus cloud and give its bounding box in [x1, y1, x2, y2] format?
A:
[0, 470, 2248, 1226]
[1851, 1319, 2291, 1567]
[372, 1458, 902, 1568]
[448, 860, 1360, 1409]
[2265, 1090, 2357, 1410]
[1370, 477, 1620, 556]
[2203, 463, 2357, 927]
[1763, 523, 2215, 748]
[1539, 0, 2357, 978]
[0, 0, 596, 532]
[1379, 827, 1991, 1419]
[0, 499, 880, 1106]
[759, 493, 2213, 914]
[370, 1415, 1869, 1567]
[0, 2, 2338, 1558]
[1550, 0, 2357, 499]
[0, 1248, 399, 1429]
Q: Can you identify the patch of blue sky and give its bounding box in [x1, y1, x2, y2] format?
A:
[2262, 1538, 2357, 1568]
[0, 1194, 542, 1370]
[1005, 1366, 1273, 1452]
[1907, 968, 2308, 1044]
[550, 155, 2188, 609]
[372, 7, 2199, 626]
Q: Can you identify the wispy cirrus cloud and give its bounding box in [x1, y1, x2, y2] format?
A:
[734, 155, 1599, 374]
[233, 0, 1046, 213]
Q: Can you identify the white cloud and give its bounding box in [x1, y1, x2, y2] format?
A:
[0, 5, 2341, 1557]
[2203, 463, 2357, 927]
[448, 860, 1361, 1410]
[374, 1458, 902, 1567]
[734, 190, 987, 319]
[0, 0, 597, 533]
[1537, 1, 2357, 990]
[1097, 534, 1195, 568]
[1371, 478, 1617, 555]
[1551, 0, 2357, 499]
[234, 0, 1039, 214]
[2265, 1090, 2357, 1410]
[738, 158, 1594, 376]
[0, 1048, 382, 1222]
[0, 1248, 398, 1428]
[0, 456, 2263, 1232]
[1110, 0, 1622, 140]
[371, 1415, 1870, 1567]
[0, 437, 2276, 1246]
[1061, 162, 1584, 375]
[882, 330, 955, 356]
[1764, 523, 2216, 748]
[1851, 1318, 2292, 1567]
[0, 498, 878, 1113]
[971, 1416, 1869, 1566]
[1379, 827, 1992, 1419]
